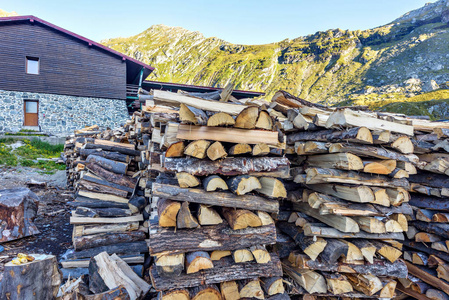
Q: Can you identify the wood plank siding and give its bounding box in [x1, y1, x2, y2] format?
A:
[0, 22, 126, 99]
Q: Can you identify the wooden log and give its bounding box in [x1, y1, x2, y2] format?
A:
[154, 253, 185, 277]
[198, 205, 223, 225]
[255, 177, 286, 198]
[80, 148, 129, 163]
[228, 143, 252, 156]
[203, 175, 228, 192]
[185, 251, 214, 274]
[221, 208, 262, 230]
[65, 241, 148, 260]
[306, 153, 363, 171]
[256, 110, 274, 130]
[176, 172, 201, 188]
[326, 108, 414, 136]
[318, 238, 348, 264]
[166, 141, 186, 158]
[322, 272, 353, 295]
[179, 103, 208, 125]
[329, 142, 419, 164]
[239, 279, 264, 299]
[416, 232, 442, 243]
[184, 140, 211, 159]
[410, 194, 449, 211]
[151, 254, 282, 291]
[152, 183, 279, 213]
[149, 223, 276, 254]
[176, 125, 282, 147]
[0, 254, 61, 300]
[302, 141, 329, 154]
[159, 289, 190, 300]
[78, 180, 128, 198]
[207, 141, 227, 161]
[372, 130, 391, 144]
[232, 249, 254, 263]
[363, 159, 396, 175]
[177, 202, 200, 229]
[86, 155, 128, 175]
[307, 183, 374, 203]
[70, 214, 143, 225]
[432, 241, 449, 253]
[128, 196, 146, 214]
[302, 223, 404, 240]
[84, 141, 140, 156]
[207, 112, 236, 127]
[76, 190, 129, 204]
[158, 199, 181, 227]
[211, 250, 232, 261]
[73, 223, 139, 237]
[0, 188, 39, 242]
[413, 221, 449, 239]
[235, 106, 259, 129]
[371, 240, 402, 263]
[345, 273, 383, 296]
[73, 231, 146, 251]
[86, 162, 136, 189]
[406, 262, 449, 296]
[250, 245, 271, 264]
[261, 277, 285, 296]
[397, 282, 433, 300]
[252, 143, 270, 156]
[350, 239, 376, 264]
[353, 216, 386, 233]
[220, 281, 240, 300]
[427, 289, 449, 300]
[190, 284, 221, 300]
[287, 127, 373, 145]
[163, 157, 290, 178]
[227, 175, 261, 195]
[282, 263, 327, 294]
[391, 135, 414, 154]
[378, 277, 397, 299]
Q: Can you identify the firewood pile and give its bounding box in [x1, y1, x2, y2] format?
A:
[62, 88, 449, 299]
[61, 121, 149, 280]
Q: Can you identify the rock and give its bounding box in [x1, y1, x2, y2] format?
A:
[423, 80, 440, 92]
[0, 188, 39, 242]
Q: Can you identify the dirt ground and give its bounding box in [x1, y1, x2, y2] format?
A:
[0, 166, 74, 279]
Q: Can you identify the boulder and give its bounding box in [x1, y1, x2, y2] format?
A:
[0, 187, 39, 242]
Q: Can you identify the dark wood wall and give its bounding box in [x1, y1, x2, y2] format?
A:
[0, 22, 126, 99]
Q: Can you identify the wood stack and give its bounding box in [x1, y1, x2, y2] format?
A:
[62, 124, 149, 280]
[143, 90, 289, 299]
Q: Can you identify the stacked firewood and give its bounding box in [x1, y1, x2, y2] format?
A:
[61, 124, 148, 280]
[143, 90, 290, 299]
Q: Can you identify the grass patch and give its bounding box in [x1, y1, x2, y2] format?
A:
[14, 139, 64, 160]
[0, 143, 17, 166]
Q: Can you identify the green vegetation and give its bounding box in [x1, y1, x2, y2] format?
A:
[0, 139, 64, 171]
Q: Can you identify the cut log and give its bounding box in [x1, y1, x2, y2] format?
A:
[86, 162, 137, 189]
[211, 250, 232, 261]
[371, 240, 402, 263]
[70, 214, 143, 225]
[353, 216, 386, 233]
[0, 188, 39, 242]
[232, 249, 254, 263]
[235, 106, 259, 129]
[252, 143, 271, 156]
[307, 153, 363, 171]
[198, 205, 223, 225]
[261, 277, 284, 296]
[77, 190, 129, 204]
[406, 261, 449, 296]
[427, 289, 449, 300]
[228, 143, 252, 156]
[73, 222, 139, 237]
[338, 239, 364, 263]
[220, 281, 240, 300]
[239, 280, 264, 299]
[282, 263, 327, 294]
[302, 223, 404, 240]
[163, 157, 290, 178]
[166, 141, 186, 158]
[176, 172, 201, 188]
[207, 112, 235, 127]
[307, 183, 374, 203]
[190, 284, 221, 300]
[250, 245, 271, 264]
[227, 175, 261, 195]
[179, 103, 208, 125]
[256, 177, 286, 198]
[73, 231, 146, 251]
[323, 272, 353, 295]
[207, 141, 227, 161]
[185, 251, 214, 274]
[410, 194, 449, 211]
[128, 196, 146, 214]
[256, 110, 274, 130]
[0, 254, 61, 300]
[257, 211, 274, 225]
[176, 125, 282, 147]
[416, 232, 442, 243]
[391, 213, 409, 232]
[432, 241, 449, 253]
[80, 148, 129, 163]
[86, 155, 128, 175]
[64, 241, 148, 260]
[350, 239, 376, 264]
[287, 127, 373, 144]
[84, 140, 140, 156]
[413, 221, 449, 239]
[155, 253, 185, 277]
[221, 208, 262, 230]
[159, 289, 190, 300]
[372, 130, 391, 144]
[379, 278, 397, 299]
[203, 175, 228, 192]
[345, 273, 383, 296]
[320, 238, 349, 264]
[184, 140, 211, 159]
[391, 135, 414, 154]
[363, 159, 396, 175]
[301, 141, 329, 155]
[79, 181, 129, 201]
[177, 202, 200, 229]
[152, 183, 279, 213]
[158, 199, 181, 227]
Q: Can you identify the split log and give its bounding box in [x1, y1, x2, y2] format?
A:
[176, 172, 201, 188]
[163, 157, 290, 178]
[207, 141, 227, 161]
[262, 277, 285, 296]
[323, 272, 353, 295]
[0, 254, 61, 300]
[338, 239, 364, 263]
[151, 254, 282, 291]
[179, 103, 208, 125]
[379, 278, 397, 299]
[73, 231, 146, 251]
[73, 223, 139, 237]
[350, 239, 376, 264]
[307, 183, 374, 203]
[256, 110, 274, 130]
[404, 240, 449, 262]
[86, 162, 137, 189]
[220, 281, 240, 300]
[70, 215, 143, 225]
[432, 241, 449, 253]
[282, 263, 327, 294]
[207, 112, 235, 127]
[152, 183, 279, 213]
[406, 262, 449, 296]
[363, 159, 396, 175]
[86, 155, 128, 175]
[190, 284, 221, 300]
[239, 279, 264, 299]
[413, 221, 449, 239]
[416, 232, 442, 243]
[211, 250, 232, 261]
[427, 289, 449, 300]
[320, 238, 349, 264]
[287, 127, 373, 144]
[64, 241, 148, 260]
[198, 205, 223, 225]
[252, 143, 271, 156]
[235, 106, 259, 129]
[184, 140, 211, 159]
[203, 175, 228, 192]
[154, 253, 185, 277]
[256, 177, 286, 198]
[177, 202, 200, 229]
[258, 211, 274, 225]
[345, 273, 383, 296]
[78, 180, 128, 198]
[250, 245, 271, 264]
[80, 148, 129, 163]
[158, 199, 181, 227]
[298, 141, 329, 155]
[354, 216, 386, 233]
[233, 249, 254, 263]
[84, 140, 140, 156]
[302, 223, 404, 240]
[166, 141, 185, 158]
[372, 130, 391, 144]
[410, 194, 449, 211]
[306, 153, 363, 170]
[159, 289, 190, 300]
[0, 187, 39, 242]
[228, 143, 252, 156]
[370, 240, 402, 263]
[227, 175, 261, 195]
[186, 251, 214, 274]
[70, 197, 131, 209]
[391, 135, 414, 154]
[76, 190, 129, 204]
[221, 208, 262, 230]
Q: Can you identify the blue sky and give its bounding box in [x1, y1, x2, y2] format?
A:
[0, 0, 435, 44]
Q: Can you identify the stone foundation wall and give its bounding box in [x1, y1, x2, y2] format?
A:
[0, 90, 129, 135]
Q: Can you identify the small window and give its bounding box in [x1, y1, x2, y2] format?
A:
[26, 56, 39, 74]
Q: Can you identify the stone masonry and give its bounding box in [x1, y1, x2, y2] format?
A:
[0, 89, 129, 135]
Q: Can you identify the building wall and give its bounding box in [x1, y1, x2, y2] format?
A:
[0, 90, 129, 135]
[0, 22, 126, 99]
